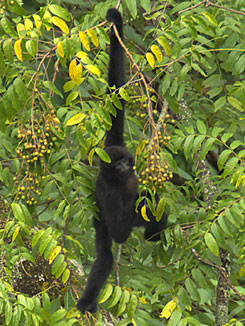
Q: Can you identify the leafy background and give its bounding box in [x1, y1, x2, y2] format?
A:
[0, 0, 244, 325]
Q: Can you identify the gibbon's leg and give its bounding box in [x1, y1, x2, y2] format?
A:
[77, 219, 113, 313]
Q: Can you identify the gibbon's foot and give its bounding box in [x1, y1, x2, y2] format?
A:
[77, 297, 97, 314]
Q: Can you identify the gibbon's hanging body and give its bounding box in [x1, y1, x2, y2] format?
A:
[77, 8, 168, 314]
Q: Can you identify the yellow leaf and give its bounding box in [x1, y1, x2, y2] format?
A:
[141, 205, 150, 222]
[48, 246, 62, 264]
[57, 41, 64, 58]
[79, 31, 90, 51]
[157, 36, 172, 56]
[85, 64, 101, 77]
[51, 16, 69, 34]
[146, 52, 155, 69]
[87, 29, 99, 47]
[12, 226, 20, 242]
[73, 64, 83, 84]
[160, 299, 177, 319]
[88, 148, 95, 166]
[43, 10, 52, 31]
[131, 318, 137, 326]
[24, 18, 33, 31]
[33, 14, 42, 29]
[66, 113, 86, 126]
[69, 59, 77, 79]
[151, 44, 163, 63]
[16, 23, 26, 37]
[202, 12, 218, 26]
[139, 296, 147, 304]
[76, 51, 89, 60]
[14, 39, 23, 62]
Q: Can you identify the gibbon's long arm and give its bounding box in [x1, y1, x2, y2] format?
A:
[105, 8, 125, 148]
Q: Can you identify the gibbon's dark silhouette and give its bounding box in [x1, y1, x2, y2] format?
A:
[77, 8, 168, 314]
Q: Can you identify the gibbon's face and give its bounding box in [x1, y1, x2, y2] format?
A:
[101, 146, 135, 175]
[114, 155, 133, 173]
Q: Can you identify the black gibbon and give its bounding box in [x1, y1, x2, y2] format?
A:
[77, 8, 168, 314]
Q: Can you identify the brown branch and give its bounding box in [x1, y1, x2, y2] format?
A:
[115, 244, 122, 286]
[192, 249, 245, 302]
[179, 0, 245, 16]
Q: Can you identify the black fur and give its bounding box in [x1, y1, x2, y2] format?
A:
[77, 9, 168, 314]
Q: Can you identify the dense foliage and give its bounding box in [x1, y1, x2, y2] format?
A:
[0, 0, 244, 325]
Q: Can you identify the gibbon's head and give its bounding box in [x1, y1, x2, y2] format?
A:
[101, 146, 135, 174]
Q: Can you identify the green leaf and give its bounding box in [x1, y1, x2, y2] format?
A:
[127, 294, 137, 317]
[204, 233, 219, 256]
[50, 308, 66, 323]
[178, 288, 191, 310]
[32, 230, 45, 247]
[44, 239, 58, 259]
[161, 74, 172, 95]
[192, 135, 206, 154]
[221, 133, 233, 143]
[52, 254, 65, 275]
[1, 17, 16, 37]
[55, 261, 67, 279]
[5, 301, 12, 325]
[111, 93, 122, 110]
[211, 127, 224, 138]
[199, 137, 215, 160]
[169, 79, 178, 96]
[185, 278, 200, 301]
[25, 39, 37, 57]
[98, 283, 113, 304]
[117, 290, 130, 316]
[107, 286, 122, 308]
[3, 39, 13, 63]
[218, 216, 233, 237]
[223, 157, 239, 176]
[11, 203, 25, 222]
[39, 235, 52, 255]
[228, 96, 243, 112]
[214, 96, 226, 112]
[156, 197, 166, 222]
[62, 269, 70, 284]
[66, 91, 79, 105]
[217, 149, 232, 170]
[119, 88, 130, 101]
[230, 140, 244, 150]
[183, 135, 194, 159]
[43, 81, 63, 98]
[95, 148, 111, 163]
[125, 0, 137, 18]
[49, 4, 71, 22]
[196, 120, 206, 134]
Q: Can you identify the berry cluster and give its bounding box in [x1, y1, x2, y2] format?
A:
[136, 115, 175, 190]
[14, 172, 44, 205]
[14, 111, 60, 205]
[138, 144, 173, 190]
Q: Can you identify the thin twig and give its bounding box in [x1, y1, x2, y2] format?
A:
[179, 0, 245, 16]
[115, 244, 122, 286]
